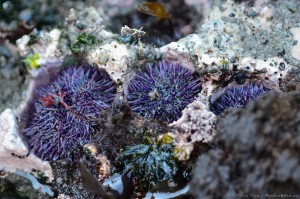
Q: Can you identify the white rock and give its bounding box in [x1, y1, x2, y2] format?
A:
[170, 95, 217, 160]
[45, 29, 62, 58]
[240, 57, 289, 88]
[160, 34, 201, 55]
[0, 109, 53, 182]
[87, 41, 130, 83]
[16, 35, 30, 56]
[291, 27, 300, 60]
[1, 109, 28, 155]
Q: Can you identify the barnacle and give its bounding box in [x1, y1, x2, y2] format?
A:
[210, 83, 269, 115]
[125, 61, 201, 123]
[21, 65, 116, 161]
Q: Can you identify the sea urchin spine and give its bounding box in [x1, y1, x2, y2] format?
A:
[22, 66, 116, 161]
[125, 61, 201, 123]
[210, 83, 269, 115]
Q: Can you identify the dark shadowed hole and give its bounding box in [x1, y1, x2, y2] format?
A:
[105, 0, 201, 47]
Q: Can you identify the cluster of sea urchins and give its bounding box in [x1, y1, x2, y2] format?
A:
[22, 66, 116, 161]
[210, 83, 269, 115]
[125, 61, 202, 123]
[22, 61, 269, 162]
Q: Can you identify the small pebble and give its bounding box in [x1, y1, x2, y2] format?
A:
[246, 8, 257, 18]
[155, 52, 162, 60]
[293, 40, 298, 46]
[230, 56, 236, 63]
[2, 1, 13, 12]
[229, 13, 235, 17]
[279, 62, 285, 71]
[19, 9, 33, 21]
[56, 177, 63, 184]
[76, 22, 85, 30]
[0, 45, 12, 58]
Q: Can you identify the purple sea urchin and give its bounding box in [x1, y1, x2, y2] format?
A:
[125, 61, 201, 123]
[210, 83, 269, 115]
[22, 66, 116, 161]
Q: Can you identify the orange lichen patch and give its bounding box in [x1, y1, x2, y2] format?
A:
[96, 155, 111, 182]
[137, 2, 172, 20]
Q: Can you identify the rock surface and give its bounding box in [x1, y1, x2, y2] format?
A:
[190, 91, 300, 198]
[0, 109, 53, 182]
[2, 0, 300, 197]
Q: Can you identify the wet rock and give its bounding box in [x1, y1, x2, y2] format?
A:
[0, 109, 53, 182]
[170, 94, 216, 160]
[0, 172, 52, 199]
[191, 91, 300, 198]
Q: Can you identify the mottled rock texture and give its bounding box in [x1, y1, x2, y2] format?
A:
[191, 91, 300, 199]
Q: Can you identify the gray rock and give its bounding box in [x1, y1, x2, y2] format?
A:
[190, 91, 300, 198]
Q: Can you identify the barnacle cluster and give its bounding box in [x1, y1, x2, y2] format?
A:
[21, 66, 116, 161]
[125, 61, 201, 123]
[210, 83, 269, 115]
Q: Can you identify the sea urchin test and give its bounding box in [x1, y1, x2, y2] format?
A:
[22, 66, 116, 161]
[125, 61, 201, 123]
